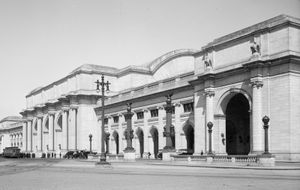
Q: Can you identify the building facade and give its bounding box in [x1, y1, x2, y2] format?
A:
[20, 15, 300, 161]
[0, 116, 23, 153]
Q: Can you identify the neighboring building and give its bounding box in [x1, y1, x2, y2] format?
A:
[0, 116, 23, 153]
[20, 15, 300, 161]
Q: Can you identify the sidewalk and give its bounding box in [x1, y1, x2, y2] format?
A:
[52, 158, 300, 170]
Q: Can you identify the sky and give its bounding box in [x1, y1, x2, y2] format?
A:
[0, 0, 299, 119]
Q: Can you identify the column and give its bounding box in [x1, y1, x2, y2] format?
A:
[174, 103, 182, 151]
[69, 106, 78, 151]
[251, 77, 264, 153]
[61, 109, 69, 152]
[143, 109, 150, 157]
[205, 88, 215, 154]
[27, 119, 32, 152]
[194, 91, 206, 155]
[118, 115, 124, 154]
[48, 112, 55, 152]
[158, 106, 165, 150]
[37, 116, 43, 152]
[22, 122, 27, 152]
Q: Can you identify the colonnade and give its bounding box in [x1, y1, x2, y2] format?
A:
[22, 106, 79, 157]
[10, 132, 23, 148]
[102, 101, 194, 158]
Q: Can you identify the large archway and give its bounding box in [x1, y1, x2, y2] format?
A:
[112, 131, 119, 154]
[183, 124, 194, 154]
[225, 93, 250, 155]
[150, 127, 159, 159]
[136, 128, 144, 158]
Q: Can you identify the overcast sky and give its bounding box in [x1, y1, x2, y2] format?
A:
[0, 0, 299, 119]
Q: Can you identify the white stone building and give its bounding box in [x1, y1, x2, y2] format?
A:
[0, 116, 23, 153]
[20, 15, 300, 161]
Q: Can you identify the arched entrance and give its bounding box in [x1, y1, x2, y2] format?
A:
[183, 124, 194, 154]
[150, 127, 159, 159]
[226, 93, 250, 155]
[105, 132, 110, 154]
[136, 128, 144, 158]
[112, 131, 119, 154]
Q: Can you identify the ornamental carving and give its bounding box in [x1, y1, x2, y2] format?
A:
[204, 88, 215, 97]
[202, 53, 213, 70]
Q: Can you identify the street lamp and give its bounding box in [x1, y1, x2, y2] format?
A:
[89, 134, 93, 153]
[95, 75, 111, 165]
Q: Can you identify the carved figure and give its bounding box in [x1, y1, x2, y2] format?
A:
[202, 53, 212, 69]
[250, 41, 260, 55]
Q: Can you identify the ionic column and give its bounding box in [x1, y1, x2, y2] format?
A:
[143, 109, 150, 155]
[194, 91, 206, 155]
[174, 103, 182, 151]
[61, 108, 69, 152]
[158, 106, 165, 149]
[37, 116, 43, 152]
[48, 112, 55, 152]
[22, 121, 27, 152]
[251, 77, 264, 153]
[27, 119, 33, 152]
[118, 115, 124, 154]
[204, 88, 215, 154]
[69, 106, 78, 151]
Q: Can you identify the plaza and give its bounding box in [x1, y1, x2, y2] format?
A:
[0, 158, 299, 190]
[1, 14, 300, 165]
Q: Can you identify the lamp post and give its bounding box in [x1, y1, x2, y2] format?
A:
[89, 134, 93, 153]
[163, 93, 174, 151]
[95, 75, 111, 165]
[207, 121, 214, 156]
[262, 116, 271, 156]
[124, 103, 134, 151]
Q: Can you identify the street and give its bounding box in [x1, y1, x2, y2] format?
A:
[0, 159, 299, 190]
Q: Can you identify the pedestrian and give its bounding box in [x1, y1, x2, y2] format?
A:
[147, 152, 151, 159]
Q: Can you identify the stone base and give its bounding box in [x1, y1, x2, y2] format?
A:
[162, 149, 176, 161]
[206, 156, 213, 164]
[35, 152, 43, 158]
[124, 150, 136, 161]
[88, 154, 98, 160]
[258, 154, 275, 167]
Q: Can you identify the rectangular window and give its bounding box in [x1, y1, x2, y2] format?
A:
[104, 118, 108, 125]
[150, 109, 159, 118]
[183, 102, 194, 112]
[171, 106, 175, 114]
[113, 116, 119, 123]
[137, 112, 144, 120]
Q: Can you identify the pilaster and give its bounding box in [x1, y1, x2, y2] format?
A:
[48, 111, 55, 152]
[174, 102, 183, 151]
[250, 77, 264, 154]
[204, 87, 215, 154]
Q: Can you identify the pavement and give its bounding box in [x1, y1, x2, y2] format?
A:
[49, 158, 300, 170]
[1, 157, 300, 170]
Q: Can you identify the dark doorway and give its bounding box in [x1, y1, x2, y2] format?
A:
[150, 127, 159, 159]
[137, 130, 144, 158]
[226, 93, 250, 155]
[113, 131, 119, 154]
[184, 125, 194, 154]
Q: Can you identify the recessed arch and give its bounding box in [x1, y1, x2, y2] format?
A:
[55, 111, 63, 130]
[112, 130, 119, 154]
[149, 126, 159, 159]
[225, 93, 251, 155]
[182, 120, 194, 154]
[42, 115, 49, 131]
[32, 118, 37, 132]
[215, 88, 252, 116]
[135, 127, 144, 158]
